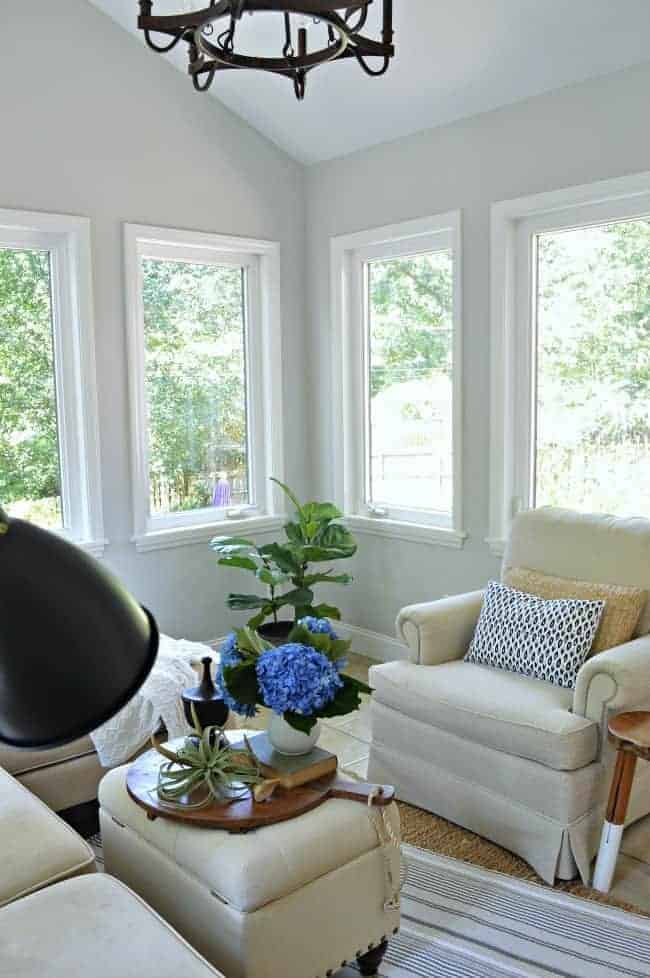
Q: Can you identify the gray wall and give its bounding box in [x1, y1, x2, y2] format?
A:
[1, 0, 307, 640]
[305, 63, 650, 637]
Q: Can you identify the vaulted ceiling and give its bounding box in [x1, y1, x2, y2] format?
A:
[90, 1, 650, 164]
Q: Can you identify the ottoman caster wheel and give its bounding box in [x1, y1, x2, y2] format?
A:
[357, 940, 388, 976]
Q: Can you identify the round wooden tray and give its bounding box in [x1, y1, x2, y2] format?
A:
[126, 741, 394, 833]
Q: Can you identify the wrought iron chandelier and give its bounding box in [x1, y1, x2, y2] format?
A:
[137, 1, 394, 101]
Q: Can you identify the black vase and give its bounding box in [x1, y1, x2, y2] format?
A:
[182, 656, 229, 731]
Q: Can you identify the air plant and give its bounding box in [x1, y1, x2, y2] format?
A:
[153, 705, 264, 809]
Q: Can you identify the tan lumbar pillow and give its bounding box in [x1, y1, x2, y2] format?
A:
[503, 567, 647, 655]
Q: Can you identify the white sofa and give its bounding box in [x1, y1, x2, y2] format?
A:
[0, 765, 95, 908]
[0, 765, 224, 978]
[367, 507, 650, 884]
[0, 734, 106, 813]
[0, 875, 225, 978]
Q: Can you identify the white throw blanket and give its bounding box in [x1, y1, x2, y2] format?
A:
[90, 634, 218, 767]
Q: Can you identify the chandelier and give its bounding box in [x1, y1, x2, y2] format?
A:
[137, 1, 395, 100]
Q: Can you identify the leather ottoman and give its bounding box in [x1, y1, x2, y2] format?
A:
[98, 763, 400, 978]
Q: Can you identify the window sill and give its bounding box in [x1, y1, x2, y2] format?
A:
[485, 536, 506, 557]
[345, 515, 467, 549]
[133, 515, 284, 553]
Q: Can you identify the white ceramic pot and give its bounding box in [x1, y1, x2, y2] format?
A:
[267, 713, 321, 755]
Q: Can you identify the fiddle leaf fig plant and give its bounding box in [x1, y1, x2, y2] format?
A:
[210, 478, 357, 628]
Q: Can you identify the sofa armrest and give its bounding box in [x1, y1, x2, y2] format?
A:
[396, 590, 485, 665]
[573, 634, 650, 723]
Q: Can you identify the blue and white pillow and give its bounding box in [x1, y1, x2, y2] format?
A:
[464, 581, 605, 689]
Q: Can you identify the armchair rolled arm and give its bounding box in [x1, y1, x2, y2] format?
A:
[396, 589, 485, 665]
[573, 634, 650, 723]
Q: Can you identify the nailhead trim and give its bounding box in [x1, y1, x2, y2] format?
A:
[317, 933, 393, 977]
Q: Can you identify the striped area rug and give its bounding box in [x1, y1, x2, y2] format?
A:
[88, 832, 104, 869]
[383, 846, 650, 978]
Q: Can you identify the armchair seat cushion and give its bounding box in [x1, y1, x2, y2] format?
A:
[370, 660, 599, 771]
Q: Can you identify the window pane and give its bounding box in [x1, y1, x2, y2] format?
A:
[366, 251, 454, 515]
[142, 258, 249, 516]
[534, 219, 650, 516]
[0, 247, 63, 528]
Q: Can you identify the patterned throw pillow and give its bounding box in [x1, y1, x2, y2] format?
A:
[503, 566, 646, 656]
[465, 581, 605, 689]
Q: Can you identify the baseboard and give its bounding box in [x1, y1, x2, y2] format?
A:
[209, 622, 407, 663]
[334, 621, 408, 662]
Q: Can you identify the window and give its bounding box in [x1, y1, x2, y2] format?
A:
[142, 258, 249, 517]
[125, 225, 284, 551]
[366, 249, 454, 520]
[533, 220, 650, 514]
[0, 210, 103, 553]
[490, 173, 650, 553]
[331, 213, 464, 548]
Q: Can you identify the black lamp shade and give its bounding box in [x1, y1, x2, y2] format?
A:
[0, 508, 158, 749]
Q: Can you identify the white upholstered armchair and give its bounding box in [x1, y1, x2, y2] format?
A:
[367, 507, 650, 884]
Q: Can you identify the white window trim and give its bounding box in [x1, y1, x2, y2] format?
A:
[0, 209, 105, 556]
[489, 170, 650, 557]
[124, 223, 284, 552]
[330, 212, 466, 550]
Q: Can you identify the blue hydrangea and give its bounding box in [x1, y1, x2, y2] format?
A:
[256, 643, 343, 717]
[298, 616, 347, 669]
[299, 616, 339, 640]
[216, 632, 257, 718]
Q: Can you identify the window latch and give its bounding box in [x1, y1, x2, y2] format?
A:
[225, 507, 259, 520]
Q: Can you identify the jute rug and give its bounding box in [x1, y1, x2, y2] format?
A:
[381, 846, 650, 978]
[397, 800, 648, 917]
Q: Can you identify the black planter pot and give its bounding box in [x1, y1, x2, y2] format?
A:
[257, 621, 294, 647]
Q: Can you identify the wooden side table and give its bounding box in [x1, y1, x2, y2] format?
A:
[592, 711, 650, 893]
